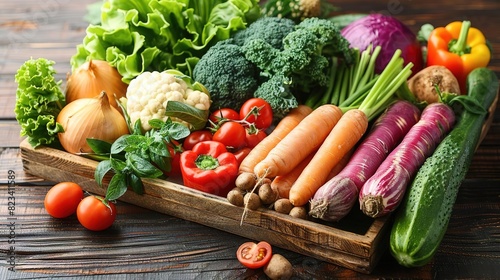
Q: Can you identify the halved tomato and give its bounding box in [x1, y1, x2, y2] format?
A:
[236, 241, 273, 269]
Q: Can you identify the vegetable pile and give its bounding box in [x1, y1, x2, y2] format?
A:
[14, 0, 498, 271]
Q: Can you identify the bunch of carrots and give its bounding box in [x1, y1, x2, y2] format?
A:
[232, 49, 424, 219]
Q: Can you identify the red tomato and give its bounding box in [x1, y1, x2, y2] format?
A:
[213, 121, 246, 149]
[166, 141, 183, 176]
[236, 241, 273, 269]
[76, 196, 117, 231]
[239, 98, 273, 130]
[183, 130, 213, 150]
[210, 108, 240, 125]
[233, 147, 251, 165]
[245, 128, 266, 148]
[44, 182, 84, 218]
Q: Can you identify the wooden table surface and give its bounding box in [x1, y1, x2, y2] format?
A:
[1, 0, 499, 279]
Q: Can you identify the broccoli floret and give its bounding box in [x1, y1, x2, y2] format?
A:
[254, 74, 299, 119]
[193, 40, 259, 111]
[241, 17, 353, 104]
[233, 16, 296, 50]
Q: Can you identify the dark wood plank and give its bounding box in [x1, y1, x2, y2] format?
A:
[1, 0, 500, 279]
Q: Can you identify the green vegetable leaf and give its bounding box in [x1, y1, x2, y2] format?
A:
[87, 138, 112, 154]
[71, 0, 259, 82]
[165, 101, 209, 131]
[105, 172, 128, 201]
[14, 58, 66, 148]
[128, 173, 144, 195]
[95, 160, 113, 187]
[127, 153, 164, 178]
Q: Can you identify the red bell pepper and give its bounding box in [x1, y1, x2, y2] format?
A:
[180, 141, 238, 196]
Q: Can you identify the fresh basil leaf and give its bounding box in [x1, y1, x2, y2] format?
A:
[110, 157, 127, 171]
[111, 135, 130, 154]
[95, 160, 112, 187]
[127, 153, 164, 178]
[128, 173, 144, 195]
[149, 141, 169, 158]
[148, 119, 165, 130]
[105, 172, 128, 201]
[165, 101, 209, 131]
[87, 138, 112, 154]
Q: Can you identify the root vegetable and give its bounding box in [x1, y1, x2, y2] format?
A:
[289, 207, 308, 219]
[227, 188, 245, 207]
[235, 172, 257, 191]
[263, 254, 293, 280]
[274, 198, 294, 214]
[244, 192, 262, 210]
[309, 100, 421, 221]
[359, 102, 456, 218]
[408, 65, 461, 104]
[258, 183, 279, 205]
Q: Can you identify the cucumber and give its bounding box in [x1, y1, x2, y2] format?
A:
[389, 67, 499, 267]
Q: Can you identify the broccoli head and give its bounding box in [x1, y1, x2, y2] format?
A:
[193, 40, 259, 112]
[232, 16, 296, 50]
[241, 17, 353, 103]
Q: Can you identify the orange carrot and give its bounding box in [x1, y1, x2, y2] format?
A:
[239, 105, 313, 174]
[271, 151, 315, 199]
[288, 109, 368, 207]
[272, 147, 353, 199]
[253, 104, 343, 178]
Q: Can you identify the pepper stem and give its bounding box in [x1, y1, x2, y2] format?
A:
[448, 20, 471, 55]
[195, 154, 219, 170]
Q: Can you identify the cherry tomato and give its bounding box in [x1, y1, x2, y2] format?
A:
[245, 128, 267, 148]
[210, 108, 241, 125]
[233, 147, 251, 165]
[76, 196, 117, 231]
[236, 241, 273, 269]
[183, 130, 213, 151]
[44, 182, 84, 218]
[213, 121, 246, 149]
[166, 141, 183, 176]
[239, 98, 273, 130]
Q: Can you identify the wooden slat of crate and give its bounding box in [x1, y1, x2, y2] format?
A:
[20, 139, 390, 274]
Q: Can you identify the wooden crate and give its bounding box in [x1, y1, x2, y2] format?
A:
[19, 93, 498, 274]
[20, 139, 391, 274]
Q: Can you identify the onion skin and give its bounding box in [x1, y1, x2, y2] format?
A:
[65, 59, 128, 109]
[57, 92, 129, 154]
[341, 14, 423, 75]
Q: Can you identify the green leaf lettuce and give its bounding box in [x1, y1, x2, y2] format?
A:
[14, 58, 65, 148]
[71, 0, 261, 83]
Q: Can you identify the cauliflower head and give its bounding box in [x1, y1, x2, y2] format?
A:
[126, 71, 211, 131]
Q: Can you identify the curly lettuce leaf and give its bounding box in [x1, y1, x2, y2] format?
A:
[71, 0, 260, 83]
[14, 58, 65, 148]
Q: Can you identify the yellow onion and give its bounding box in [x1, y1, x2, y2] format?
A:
[57, 91, 129, 154]
[66, 59, 128, 109]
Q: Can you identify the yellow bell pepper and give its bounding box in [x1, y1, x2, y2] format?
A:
[427, 21, 490, 92]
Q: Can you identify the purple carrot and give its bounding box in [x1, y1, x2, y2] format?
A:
[359, 102, 456, 218]
[309, 100, 421, 221]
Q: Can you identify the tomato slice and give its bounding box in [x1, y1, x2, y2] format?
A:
[236, 241, 273, 269]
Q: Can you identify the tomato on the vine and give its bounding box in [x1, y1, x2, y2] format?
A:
[44, 182, 84, 218]
[245, 128, 266, 148]
[213, 121, 246, 149]
[76, 196, 117, 231]
[166, 140, 183, 176]
[183, 130, 213, 151]
[210, 108, 240, 125]
[236, 241, 273, 269]
[239, 98, 273, 130]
